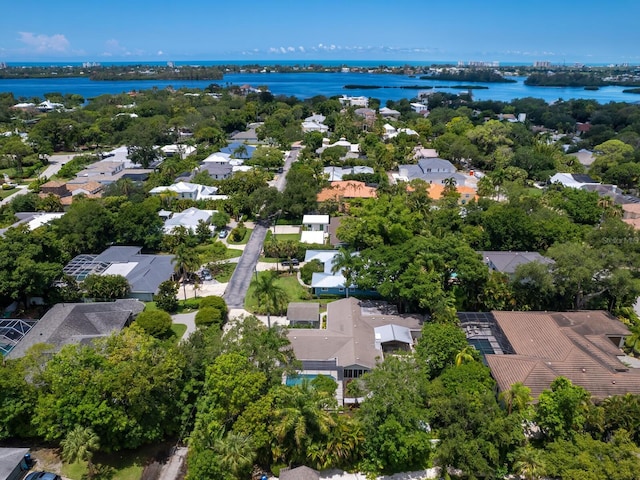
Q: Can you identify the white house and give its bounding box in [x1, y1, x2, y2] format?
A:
[162, 207, 216, 234]
[149, 181, 227, 201]
[161, 144, 196, 159]
[303, 214, 330, 233]
[411, 103, 429, 114]
[339, 95, 369, 107]
[548, 173, 600, 189]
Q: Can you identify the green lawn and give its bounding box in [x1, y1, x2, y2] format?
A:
[171, 323, 187, 339]
[245, 271, 311, 313]
[265, 230, 301, 243]
[61, 450, 146, 480]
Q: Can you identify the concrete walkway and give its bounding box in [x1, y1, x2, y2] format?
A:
[156, 446, 188, 480]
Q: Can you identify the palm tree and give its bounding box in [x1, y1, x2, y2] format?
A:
[454, 345, 477, 367]
[331, 247, 358, 298]
[251, 271, 288, 328]
[213, 430, 255, 479]
[512, 445, 545, 480]
[625, 325, 640, 356]
[172, 245, 201, 300]
[60, 426, 100, 479]
[499, 382, 533, 415]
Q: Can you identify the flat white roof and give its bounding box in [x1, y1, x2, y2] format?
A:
[303, 214, 329, 225]
[102, 262, 138, 277]
[300, 231, 325, 245]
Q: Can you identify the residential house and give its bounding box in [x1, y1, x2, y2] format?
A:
[396, 158, 473, 188]
[548, 173, 599, 189]
[301, 114, 329, 134]
[323, 165, 374, 182]
[279, 466, 320, 480]
[149, 181, 225, 201]
[315, 137, 361, 159]
[0, 212, 65, 236]
[302, 214, 329, 233]
[37, 100, 64, 112]
[39, 179, 104, 205]
[354, 107, 376, 126]
[6, 299, 144, 360]
[459, 310, 640, 400]
[317, 180, 377, 203]
[301, 214, 329, 245]
[412, 147, 439, 159]
[411, 102, 429, 114]
[197, 162, 233, 180]
[230, 123, 261, 144]
[63, 246, 175, 301]
[304, 249, 375, 297]
[569, 149, 595, 167]
[287, 297, 423, 403]
[287, 302, 320, 328]
[426, 183, 478, 204]
[162, 207, 215, 234]
[0, 447, 31, 480]
[339, 95, 369, 107]
[160, 144, 196, 159]
[379, 107, 400, 119]
[479, 251, 553, 276]
[220, 142, 257, 160]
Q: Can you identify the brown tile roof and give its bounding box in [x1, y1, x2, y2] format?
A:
[40, 180, 67, 188]
[486, 311, 638, 400]
[67, 181, 103, 195]
[317, 180, 377, 202]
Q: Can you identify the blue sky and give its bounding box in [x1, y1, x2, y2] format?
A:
[1, 0, 639, 64]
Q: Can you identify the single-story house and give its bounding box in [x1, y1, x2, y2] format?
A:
[0, 447, 31, 480]
[287, 302, 320, 328]
[6, 299, 144, 359]
[323, 166, 374, 182]
[287, 298, 423, 403]
[162, 207, 216, 234]
[279, 466, 320, 480]
[63, 246, 175, 301]
[160, 144, 196, 159]
[548, 173, 599, 189]
[300, 230, 326, 245]
[304, 250, 375, 297]
[0, 212, 64, 236]
[379, 107, 400, 119]
[460, 310, 640, 400]
[479, 251, 553, 276]
[220, 142, 256, 160]
[315, 138, 361, 158]
[317, 180, 377, 203]
[149, 181, 224, 201]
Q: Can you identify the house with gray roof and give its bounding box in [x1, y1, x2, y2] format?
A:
[162, 207, 215, 234]
[64, 246, 175, 301]
[6, 299, 144, 359]
[279, 466, 320, 480]
[479, 251, 554, 276]
[287, 298, 423, 403]
[197, 162, 233, 180]
[220, 142, 256, 159]
[397, 158, 471, 187]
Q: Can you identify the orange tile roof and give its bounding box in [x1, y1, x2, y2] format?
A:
[426, 183, 478, 201]
[317, 181, 377, 202]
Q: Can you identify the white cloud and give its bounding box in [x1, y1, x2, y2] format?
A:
[287, 46, 295, 52]
[298, 46, 305, 53]
[157, 50, 164, 56]
[18, 32, 70, 53]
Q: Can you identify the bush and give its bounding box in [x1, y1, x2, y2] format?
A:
[180, 298, 201, 310]
[199, 295, 228, 320]
[1, 183, 15, 190]
[300, 259, 324, 285]
[195, 307, 225, 329]
[229, 222, 247, 242]
[135, 310, 173, 338]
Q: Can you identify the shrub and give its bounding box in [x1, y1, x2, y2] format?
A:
[300, 259, 324, 285]
[180, 298, 201, 310]
[199, 295, 228, 320]
[135, 310, 173, 338]
[229, 222, 247, 242]
[195, 307, 225, 329]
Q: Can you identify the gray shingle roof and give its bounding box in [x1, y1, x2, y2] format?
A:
[6, 299, 144, 359]
[479, 251, 554, 275]
[287, 303, 320, 322]
[0, 447, 30, 480]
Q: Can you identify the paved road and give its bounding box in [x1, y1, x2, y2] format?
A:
[223, 148, 299, 309]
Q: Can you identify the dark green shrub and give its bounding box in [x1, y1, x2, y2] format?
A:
[155, 280, 179, 313]
[195, 307, 224, 329]
[199, 295, 228, 320]
[135, 310, 173, 338]
[300, 259, 324, 285]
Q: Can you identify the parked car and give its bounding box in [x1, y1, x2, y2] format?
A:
[26, 473, 62, 480]
[281, 258, 300, 267]
[201, 269, 213, 281]
[218, 229, 228, 239]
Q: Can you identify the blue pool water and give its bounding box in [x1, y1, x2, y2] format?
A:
[285, 373, 335, 387]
